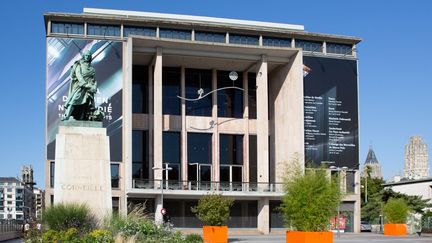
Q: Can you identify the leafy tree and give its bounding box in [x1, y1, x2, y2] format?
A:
[191, 194, 234, 226]
[280, 168, 341, 231]
[384, 198, 409, 224]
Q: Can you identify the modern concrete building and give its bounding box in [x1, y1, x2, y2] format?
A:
[362, 146, 383, 179]
[33, 188, 44, 220]
[405, 136, 429, 179]
[44, 8, 361, 233]
[0, 178, 34, 222]
[384, 177, 432, 208]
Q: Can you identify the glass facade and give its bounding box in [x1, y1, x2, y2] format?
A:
[195, 31, 226, 43]
[263, 37, 291, 47]
[217, 71, 243, 118]
[185, 69, 212, 116]
[163, 132, 181, 181]
[132, 130, 149, 180]
[230, 34, 259, 45]
[187, 133, 212, 182]
[87, 24, 121, 37]
[111, 164, 120, 188]
[327, 42, 353, 55]
[132, 65, 149, 113]
[51, 22, 84, 35]
[270, 200, 284, 228]
[296, 39, 323, 52]
[248, 73, 257, 119]
[124, 26, 156, 37]
[163, 67, 181, 115]
[220, 134, 243, 183]
[346, 171, 355, 193]
[160, 28, 191, 40]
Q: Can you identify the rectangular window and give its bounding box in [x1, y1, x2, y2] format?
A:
[51, 22, 84, 35]
[185, 69, 212, 116]
[217, 71, 243, 118]
[132, 130, 149, 180]
[50, 195, 54, 206]
[124, 26, 156, 37]
[326, 42, 353, 55]
[7, 188, 12, 192]
[112, 197, 120, 215]
[220, 134, 243, 165]
[295, 40, 323, 52]
[50, 161, 55, 188]
[229, 34, 259, 45]
[188, 133, 212, 182]
[195, 31, 226, 43]
[7, 195, 12, 199]
[87, 24, 121, 37]
[163, 132, 181, 181]
[346, 171, 355, 193]
[249, 135, 257, 183]
[163, 67, 181, 115]
[160, 28, 191, 40]
[263, 37, 291, 47]
[132, 65, 149, 113]
[248, 73, 257, 119]
[111, 164, 120, 189]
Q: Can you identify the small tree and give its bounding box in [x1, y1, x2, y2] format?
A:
[280, 166, 341, 232]
[191, 194, 234, 226]
[384, 198, 409, 224]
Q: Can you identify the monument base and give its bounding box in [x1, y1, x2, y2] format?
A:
[54, 123, 112, 220]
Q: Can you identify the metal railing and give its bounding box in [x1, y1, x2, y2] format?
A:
[132, 179, 284, 193]
[0, 220, 22, 234]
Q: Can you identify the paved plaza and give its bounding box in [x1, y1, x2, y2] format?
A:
[227, 233, 432, 243]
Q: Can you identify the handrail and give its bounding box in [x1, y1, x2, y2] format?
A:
[132, 179, 284, 193]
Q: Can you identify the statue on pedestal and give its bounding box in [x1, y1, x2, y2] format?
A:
[62, 50, 104, 121]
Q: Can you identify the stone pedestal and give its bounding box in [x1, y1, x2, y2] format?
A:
[54, 122, 112, 220]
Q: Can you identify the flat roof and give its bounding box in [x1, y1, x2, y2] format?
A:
[384, 177, 432, 186]
[84, 8, 305, 31]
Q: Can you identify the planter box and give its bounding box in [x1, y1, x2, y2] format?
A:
[286, 231, 333, 243]
[203, 226, 228, 243]
[384, 224, 407, 236]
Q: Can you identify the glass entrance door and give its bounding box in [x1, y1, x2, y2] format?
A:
[188, 163, 212, 190]
[220, 164, 243, 191]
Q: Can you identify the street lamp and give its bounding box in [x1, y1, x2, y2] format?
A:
[152, 165, 172, 224]
[329, 166, 348, 238]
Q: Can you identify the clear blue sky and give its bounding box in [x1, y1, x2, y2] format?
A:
[0, 0, 431, 188]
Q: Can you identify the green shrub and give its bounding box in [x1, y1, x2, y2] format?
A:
[384, 198, 409, 224]
[191, 193, 234, 226]
[279, 167, 341, 231]
[185, 233, 203, 243]
[83, 229, 114, 243]
[42, 229, 59, 242]
[42, 203, 96, 233]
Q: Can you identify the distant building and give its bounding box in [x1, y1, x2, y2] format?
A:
[0, 177, 34, 222]
[33, 187, 44, 220]
[404, 136, 429, 179]
[362, 146, 383, 179]
[384, 177, 432, 208]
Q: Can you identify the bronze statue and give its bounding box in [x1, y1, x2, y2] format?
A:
[63, 50, 104, 121]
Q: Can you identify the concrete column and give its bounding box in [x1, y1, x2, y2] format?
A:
[258, 197, 270, 234]
[243, 72, 249, 183]
[153, 47, 163, 181]
[123, 39, 133, 216]
[155, 194, 163, 224]
[148, 65, 154, 179]
[256, 55, 269, 184]
[354, 170, 361, 233]
[181, 66, 187, 181]
[212, 69, 219, 182]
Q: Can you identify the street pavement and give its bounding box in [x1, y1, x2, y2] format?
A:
[228, 233, 432, 243]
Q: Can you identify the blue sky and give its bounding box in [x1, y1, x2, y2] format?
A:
[0, 0, 431, 187]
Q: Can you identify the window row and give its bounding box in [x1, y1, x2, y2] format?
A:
[50, 22, 352, 54]
[133, 66, 257, 119]
[132, 131, 257, 183]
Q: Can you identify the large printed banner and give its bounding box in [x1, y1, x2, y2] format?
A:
[46, 37, 123, 161]
[303, 56, 359, 169]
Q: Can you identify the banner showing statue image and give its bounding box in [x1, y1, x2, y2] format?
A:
[46, 37, 123, 161]
[303, 56, 359, 169]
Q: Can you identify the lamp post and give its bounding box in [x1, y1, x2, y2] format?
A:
[329, 166, 348, 238]
[152, 165, 172, 224]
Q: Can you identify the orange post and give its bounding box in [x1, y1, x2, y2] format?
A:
[286, 231, 333, 243]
